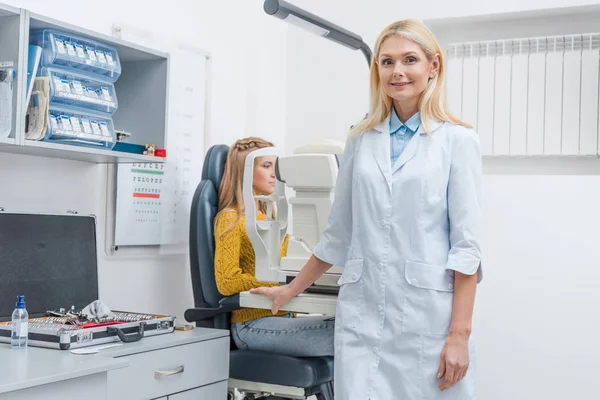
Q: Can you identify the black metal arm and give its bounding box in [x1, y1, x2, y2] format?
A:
[184, 294, 241, 322]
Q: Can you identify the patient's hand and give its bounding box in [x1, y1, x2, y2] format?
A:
[250, 285, 296, 315]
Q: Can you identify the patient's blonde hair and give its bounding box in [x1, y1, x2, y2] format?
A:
[351, 19, 471, 137]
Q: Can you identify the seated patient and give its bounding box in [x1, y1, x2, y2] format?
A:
[214, 137, 334, 357]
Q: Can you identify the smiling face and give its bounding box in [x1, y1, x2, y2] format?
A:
[253, 156, 277, 195]
[377, 35, 440, 110]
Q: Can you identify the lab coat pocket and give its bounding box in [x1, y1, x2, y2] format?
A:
[402, 261, 454, 335]
[335, 259, 364, 329]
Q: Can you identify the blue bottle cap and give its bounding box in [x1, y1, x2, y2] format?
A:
[16, 295, 25, 309]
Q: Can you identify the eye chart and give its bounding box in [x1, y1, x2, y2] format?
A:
[114, 162, 168, 246]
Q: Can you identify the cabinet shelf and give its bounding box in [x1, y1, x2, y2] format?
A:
[0, 137, 16, 145]
[28, 13, 168, 63]
[2, 140, 163, 163]
[0, 5, 169, 164]
[0, 2, 18, 17]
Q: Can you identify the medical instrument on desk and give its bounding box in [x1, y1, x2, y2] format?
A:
[44, 301, 154, 322]
[242, 147, 288, 283]
[264, 0, 373, 65]
[0, 61, 15, 139]
[114, 312, 154, 322]
[7, 310, 156, 336]
[276, 145, 344, 293]
[44, 316, 83, 327]
[243, 143, 345, 293]
[27, 320, 79, 331]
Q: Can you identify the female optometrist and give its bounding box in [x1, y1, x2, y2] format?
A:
[251, 19, 483, 400]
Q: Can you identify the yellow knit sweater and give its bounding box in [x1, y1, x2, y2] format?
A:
[214, 210, 289, 323]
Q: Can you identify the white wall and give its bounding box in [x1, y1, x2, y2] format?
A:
[3, 0, 598, 397]
[284, 0, 600, 399]
[286, 0, 600, 152]
[0, 0, 288, 322]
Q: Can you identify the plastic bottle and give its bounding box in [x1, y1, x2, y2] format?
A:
[11, 295, 28, 349]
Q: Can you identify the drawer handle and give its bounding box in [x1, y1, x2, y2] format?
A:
[154, 366, 185, 380]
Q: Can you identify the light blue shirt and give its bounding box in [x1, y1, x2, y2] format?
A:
[390, 110, 421, 165]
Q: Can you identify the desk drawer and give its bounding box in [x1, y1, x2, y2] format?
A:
[107, 337, 229, 400]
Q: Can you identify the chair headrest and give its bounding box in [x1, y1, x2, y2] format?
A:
[202, 144, 229, 191]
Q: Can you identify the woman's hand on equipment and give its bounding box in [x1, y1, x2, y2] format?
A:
[437, 334, 470, 391]
[249, 285, 296, 314]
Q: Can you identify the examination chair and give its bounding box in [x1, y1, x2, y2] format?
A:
[184, 144, 334, 400]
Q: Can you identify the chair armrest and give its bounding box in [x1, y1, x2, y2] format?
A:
[219, 294, 241, 308]
[184, 294, 241, 322]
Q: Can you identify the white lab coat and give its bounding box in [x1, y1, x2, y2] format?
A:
[313, 114, 483, 400]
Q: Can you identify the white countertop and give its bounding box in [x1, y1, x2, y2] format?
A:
[102, 327, 229, 358]
[0, 327, 229, 394]
[0, 344, 127, 394]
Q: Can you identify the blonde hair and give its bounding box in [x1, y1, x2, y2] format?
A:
[216, 137, 274, 236]
[350, 19, 471, 137]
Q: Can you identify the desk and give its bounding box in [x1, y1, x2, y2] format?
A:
[239, 292, 338, 316]
[0, 328, 230, 400]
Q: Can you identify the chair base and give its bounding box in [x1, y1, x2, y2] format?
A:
[229, 378, 333, 400]
[229, 379, 304, 398]
[313, 382, 334, 400]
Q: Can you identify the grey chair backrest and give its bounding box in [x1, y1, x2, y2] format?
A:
[189, 144, 229, 328]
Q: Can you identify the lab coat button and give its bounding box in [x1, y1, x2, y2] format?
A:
[352, 273, 358, 280]
[448, 283, 454, 290]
